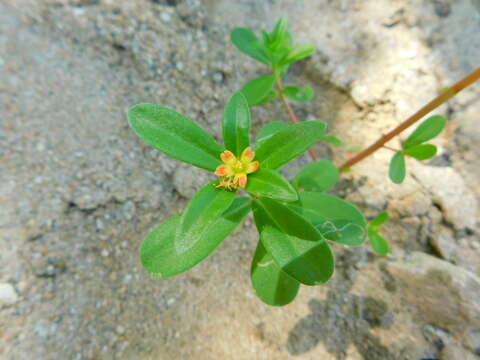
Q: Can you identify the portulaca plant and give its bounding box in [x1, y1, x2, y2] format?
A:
[127, 17, 478, 306]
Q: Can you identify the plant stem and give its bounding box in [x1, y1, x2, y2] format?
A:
[274, 71, 318, 161]
[339, 67, 480, 171]
[382, 145, 399, 152]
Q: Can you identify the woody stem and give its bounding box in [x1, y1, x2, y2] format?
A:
[274, 71, 318, 161]
[338, 67, 480, 171]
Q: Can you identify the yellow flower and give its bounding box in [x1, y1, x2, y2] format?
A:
[214, 147, 259, 190]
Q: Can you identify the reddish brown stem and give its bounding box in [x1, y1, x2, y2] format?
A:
[339, 67, 480, 171]
[275, 77, 318, 161]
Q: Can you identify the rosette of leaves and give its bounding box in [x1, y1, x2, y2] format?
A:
[389, 115, 447, 184]
[128, 92, 367, 306]
[231, 17, 315, 106]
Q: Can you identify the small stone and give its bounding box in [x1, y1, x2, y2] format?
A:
[101, 249, 109, 257]
[160, 13, 171, 23]
[0, 283, 18, 305]
[212, 72, 224, 83]
[116, 326, 125, 335]
[122, 201, 136, 221]
[430, 226, 457, 261]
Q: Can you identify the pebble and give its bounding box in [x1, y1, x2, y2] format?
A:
[212, 72, 224, 83]
[160, 13, 171, 23]
[0, 283, 18, 305]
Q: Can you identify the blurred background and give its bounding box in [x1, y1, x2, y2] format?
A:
[1, 0, 479, 359]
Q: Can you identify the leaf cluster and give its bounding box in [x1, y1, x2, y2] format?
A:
[231, 17, 315, 107]
[389, 115, 447, 184]
[129, 90, 368, 306]
[127, 17, 399, 307]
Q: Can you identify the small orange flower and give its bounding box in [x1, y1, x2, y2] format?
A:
[214, 147, 259, 190]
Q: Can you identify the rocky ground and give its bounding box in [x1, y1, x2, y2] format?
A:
[1, 0, 479, 359]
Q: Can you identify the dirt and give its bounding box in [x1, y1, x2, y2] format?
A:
[1, 1, 479, 359]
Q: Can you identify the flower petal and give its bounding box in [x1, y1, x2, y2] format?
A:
[221, 150, 236, 165]
[241, 147, 255, 162]
[246, 160, 259, 174]
[215, 165, 233, 176]
[237, 174, 248, 188]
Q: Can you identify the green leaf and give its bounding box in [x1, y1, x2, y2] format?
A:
[389, 151, 406, 184]
[270, 17, 288, 44]
[292, 160, 339, 192]
[261, 30, 271, 44]
[403, 144, 437, 160]
[255, 121, 289, 149]
[140, 197, 250, 278]
[255, 121, 327, 170]
[290, 192, 367, 246]
[369, 211, 388, 231]
[223, 92, 251, 156]
[240, 74, 276, 107]
[253, 198, 334, 285]
[230, 28, 271, 64]
[282, 44, 316, 64]
[128, 104, 222, 172]
[255, 90, 277, 106]
[251, 241, 300, 306]
[246, 168, 298, 202]
[368, 229, 390, 255]
[283, 86, 314, 102]
[403, 115, 447, 149]
[176, 182, 237, 253]
[319, 134, 345, 147]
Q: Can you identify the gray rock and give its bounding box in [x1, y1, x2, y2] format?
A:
[388, 251, 480, 331]
[411, 164, 478, 230]
[430, 225, 457, 261]
[441, 343, 478, 360]
[0, 283, 18, 305]
[173, 164, 212, 199]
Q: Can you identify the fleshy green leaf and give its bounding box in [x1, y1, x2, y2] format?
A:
[230, 28, 271, 64]
[290, 192, 367, 246]
[240, 74, 276, 107]
[128, 104, 222, 171]
[368, 229, 390, 255]
[246, 168, 298, 202]
[369, 211, 389, 231]
[176, 182, 237, 253]
[319, 134, 345, 147]
[255, 121, 327, 170]
[255, 121, 289, 149]
[252, 198, 334, 285]
[250, 241, 300, 306]
[403, 115, 447, 149]
[222, 92, 251, 156]
[256, 90, 278, 106]
[403, 144, 437, 160]
[292, 160, 339, 192]
[140, 198, 250, 278]
[270, 17, 288, 45]
[282, 44, 316, 64]
[283, 86, 314, 102]
[389, 152, 406, 184]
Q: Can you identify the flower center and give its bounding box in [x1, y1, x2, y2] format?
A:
[214, 147, 259, 190]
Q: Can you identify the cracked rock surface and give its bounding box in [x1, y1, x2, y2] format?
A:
[1, 1, 479, 359]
